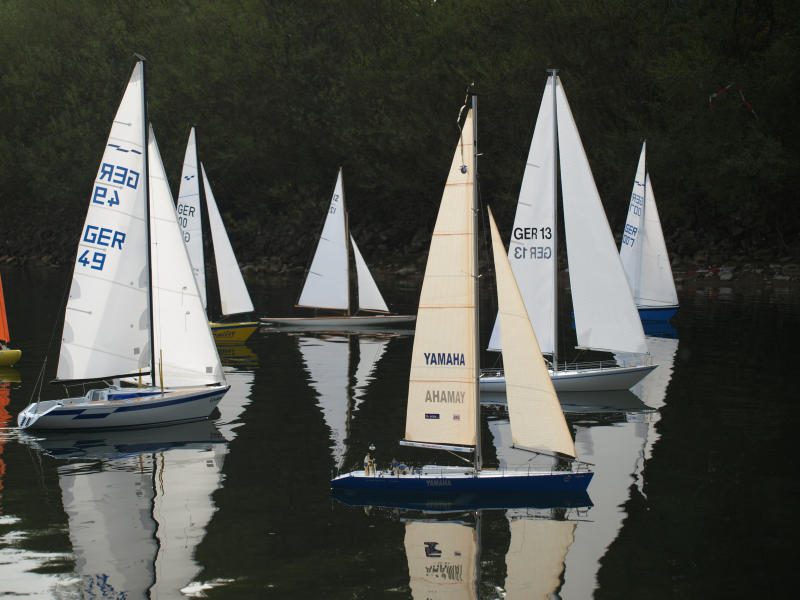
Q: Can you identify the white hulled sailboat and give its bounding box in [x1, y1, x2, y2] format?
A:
[176, 127, 258, 343]
[619, 141, 679, 321]
[331, 94, 592, 501]
[260, 168, 415, 329]
[17, 60, 228, 430]
[481, 71, 656, 393]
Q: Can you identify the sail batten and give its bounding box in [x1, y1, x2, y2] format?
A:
[404, 110, 476, 448]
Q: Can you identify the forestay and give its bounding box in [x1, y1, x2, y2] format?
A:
[620, 142, 678, 309]
[555, 78, 647, 355]
[176, 127, 206, 308]
[488, 207, 576, 458]
[57, 62, 150, 382]
[350, 236, 389, 313]
[488, 77, 556, 355]
[201, 164, 255, 316]
[147, 127, 223, 387]
[297, 169, 349, 311]
[404, 110, 476, 449]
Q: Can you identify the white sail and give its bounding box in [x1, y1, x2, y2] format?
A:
[57, 62, 150, 381]
[147, 126, 224, 387]
[297, 169, 349, 311]
[176, 127, 206, 309]
[488, 208, 576, 457]
[350, 235, 389, 313]
[620, 142, 678, 309]
[488, 77, 557, 354]
[404, 110, 476, 449]
[59, 460, 157, 598]
[353, 336, 389, 410]
[555, 77, 648, 354]
[405, 520, 477, 600]
[201, 164, 255, 316]
[504, 516, 575, 599]
[298, 335, 350, 467]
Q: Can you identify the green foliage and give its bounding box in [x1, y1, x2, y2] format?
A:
[0, 0, 797, 267]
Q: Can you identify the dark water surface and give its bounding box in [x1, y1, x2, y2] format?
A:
[0, 266, 797, 598]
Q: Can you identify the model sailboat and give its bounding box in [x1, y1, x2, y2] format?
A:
[260, 168, 415, 329]
[17, 60, 228, 431]
[0, 273, 21, 367]
[482, 71, 656, 393]
[619, 141, 679, 321]
[176, 127, 257, 343]
[330, 97, 592, 497]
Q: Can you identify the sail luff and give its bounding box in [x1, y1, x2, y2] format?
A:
[555, 77, 648, 355]
[297, 169, 349, 311]
[176, 127, 206, 310]
[404, 109, 476, 448]
[488, 206, 576, 457]
[201, 164, 254, 316]
[56, 61, 151, 382]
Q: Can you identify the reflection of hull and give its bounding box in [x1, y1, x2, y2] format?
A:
[480, 363, 656, 393]
[482, 390, 650, 414]
[17, 384, 229, 430]
[333, 488, 592, 512]
[0, 348, 21, 367]
[210, 321, 257, 343]
[637, 305, 678, 322]
[331, 468, 592, 493]
[0, 367, 20, 382]
[20, 419, 225, 459]
[260, 314, 415, 330]
[215, 343, 258, 367]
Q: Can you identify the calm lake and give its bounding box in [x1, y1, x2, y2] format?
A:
[0, 266, 796, 598]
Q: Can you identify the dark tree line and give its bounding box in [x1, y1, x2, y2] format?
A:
[1, 0, 797, 272]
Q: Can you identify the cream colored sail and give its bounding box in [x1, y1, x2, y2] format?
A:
[404, 110, 476, 449]
[488, 76, 557, 354]
[488, 207, 576, 457]
[620, 142, 678, 309]
[201, 164, 255, 315]
[176, 127, 206, 309]
[555, 77, 648, 355]
[297, 169, 349, 311]
[504, 515, 575, 599]
[405, 520, 477, 600]
[147, 126, 224, 387]
[57, 62, 150, 382]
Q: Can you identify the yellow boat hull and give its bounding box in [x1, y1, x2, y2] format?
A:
[0, 348, 21, 367]
[210, 322, 257, 344]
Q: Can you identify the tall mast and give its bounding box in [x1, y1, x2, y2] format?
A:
[637, 140, 647, 299]
[470, 88, 481, 472]
[341, 167, 352, 316]
[547, 69, 559, 373]
[194, 126, 210, 318]
[137, 55, 156, 387]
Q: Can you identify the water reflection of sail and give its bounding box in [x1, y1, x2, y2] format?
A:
[298, 335, 351, 467]
[504, 511, 575, 599]
[352, 337, 388, 411]
[405, 519, 477, 600]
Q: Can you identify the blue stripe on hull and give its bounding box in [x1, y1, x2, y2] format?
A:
[638, 306, 678, 321]
[331, 471, 593, 493]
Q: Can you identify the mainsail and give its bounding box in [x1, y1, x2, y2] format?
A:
[0, 274, 10, 343]
[619, 142, 679, 309]
[57, 62, 150, 382]
[176, 127, 206, 308]
[297, 169, 349, 311]
[403, 109, 476, 450]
